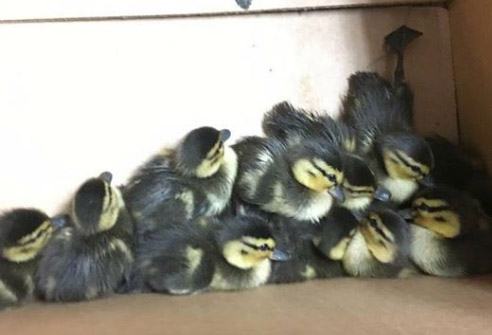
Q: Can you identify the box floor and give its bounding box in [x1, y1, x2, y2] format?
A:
[1, 277, 491, 335]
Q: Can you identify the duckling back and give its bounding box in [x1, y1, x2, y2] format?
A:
[268, 214, 346, 284]
[35, 173, 135, 302]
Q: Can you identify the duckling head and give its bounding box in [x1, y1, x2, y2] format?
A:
[176, 127, 231, 178]
[219, 215, 290, 270]
[379, 133, 434, 186]
[72, 171, 124, 235]
[313, 207, 358, 260]
[0, 209, 59, 263]
[409, 186, 488, 238]
[289, 142, 345, 201]
[360, 209, 409, 264]
[341, 154, 391, 210]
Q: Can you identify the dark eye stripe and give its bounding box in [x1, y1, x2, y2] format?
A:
[394, 152, 424, 176]
[413, 203, 451, 213]
[208, 143, 223, 160]
[344, 186, 372, 194]
[105, 183, 113, 212]
[369, 219, 392, 242]
[312, 163, 337, 184]
[18, 226, 50, 245]
[242, 241, 272, 251]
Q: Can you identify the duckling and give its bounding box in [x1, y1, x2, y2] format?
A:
[406, 186, 492, 277]
[0, 209, 65, 309]
[233, 136, 344, 223]
[124, 127, 237, 234]
[341, 72, 433, 203]
[268, 208, 355, 284]
[426, 135, 492, 216]
[342, 208, 410, 278]
[36, 172, 134, 302]
[341, 27, 433, 204]
[262, 101, 391, 212]
[312, 206, 359, 262]
[135, 213, 289, 295]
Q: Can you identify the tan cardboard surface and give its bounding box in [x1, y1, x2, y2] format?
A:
[1, 277, 491, 335]
[450, 0, 492, 171]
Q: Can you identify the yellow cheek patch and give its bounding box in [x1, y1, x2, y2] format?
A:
[3, 225, 53, 263]
[223, 240, 270, 270]
[292, 159, 343, 192]
[384, 150, 429, 180]
[17, 220, 52, 245]
[242, 237, 276, 250]
[412, 198, 461, 238]
[97, 187, 124, 232]
[413, 211, 461, 238]
[206, 141, 222, 159]
[195, 143, 224, 179]
[361, 216, 397, 264]
[343, 181, 374, 198]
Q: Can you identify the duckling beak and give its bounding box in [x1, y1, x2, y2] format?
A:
[374, 187, 391, 202]
[99, 171, 113, 184]
[397, 208, 414, 222]
[220, 129, 231, 142]
[419, 175, 434, 187]
[270, 249, 290, 262]
[51, 214, 70, 229]
[329, 185, 345, 202]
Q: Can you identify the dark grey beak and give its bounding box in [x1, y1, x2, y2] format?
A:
[419, 175, 434, 187]
[374, 187, 392, 202]
[398, 208, 414, 222]
[51, 214, 70, 229]
[329, 185, 345, 203]
[99, 171, 113, 184]
[220, 129, 231, 142]
[270, 249, 290, 262]
[235, 0, 252, 10]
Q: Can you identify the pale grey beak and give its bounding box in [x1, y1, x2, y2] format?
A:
[270, 249, 290, 262]
[220, 129, 231, 142]
[99, 171, 113, 184]
[51, 214, 70, 229]
[420, 175, 434, 187]
[398, 208, 414, 222]
[374, 187, 391, 202]
[329, 185, 345, 203]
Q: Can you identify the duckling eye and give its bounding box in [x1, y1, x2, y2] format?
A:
[434, 216, 446, 223]
[414, 203, 430, 211]
[241, 250, 248, 255]
[259, 244, 269, 251]
[328, 174, 336, 183]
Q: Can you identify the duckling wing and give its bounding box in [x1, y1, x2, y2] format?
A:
[124, 158, 207, 228]
[262, 101, 352, 150]
[233, 136, 285, 205]
[136, 226, 215, 295]
[35, 228, 133, 301]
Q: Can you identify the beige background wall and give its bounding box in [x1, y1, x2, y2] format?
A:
[0, 6, 455, 215]
[449, 0, 492, 171]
